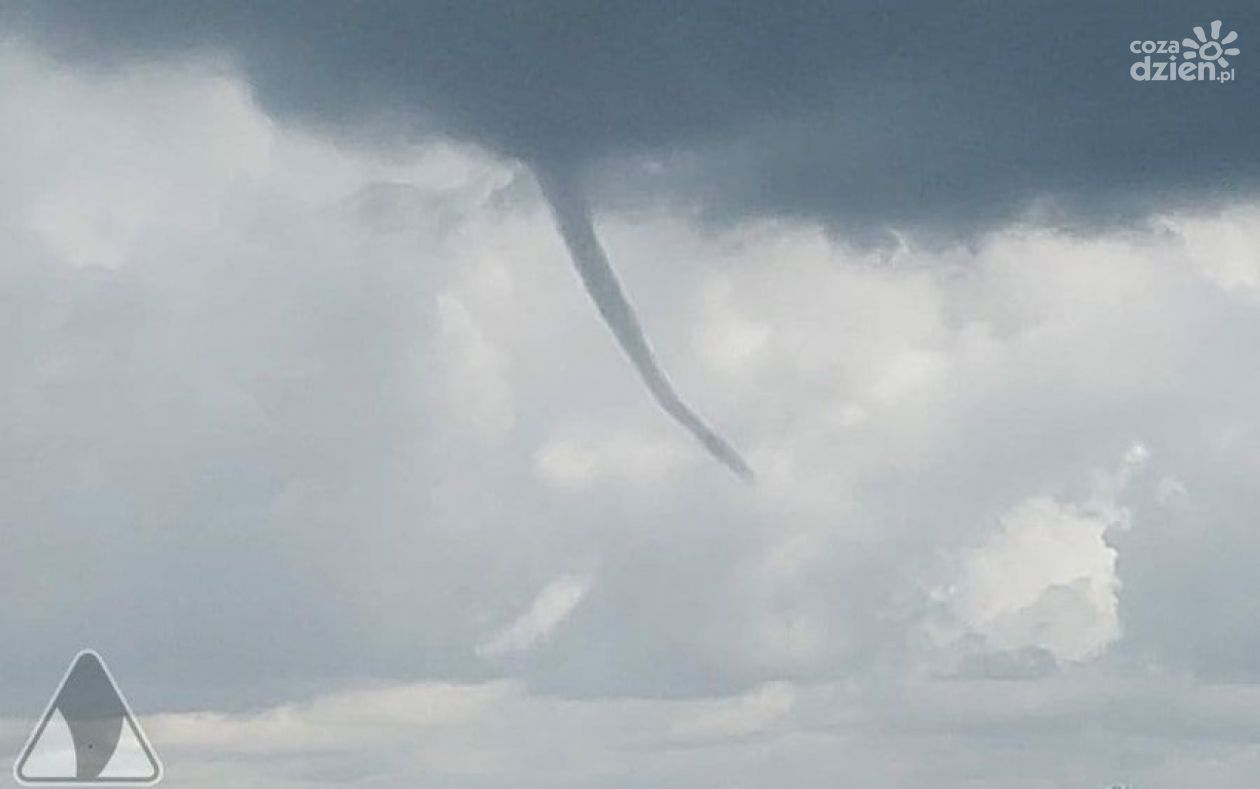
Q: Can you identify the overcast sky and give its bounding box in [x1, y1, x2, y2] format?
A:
[2, 4, 1260, 787]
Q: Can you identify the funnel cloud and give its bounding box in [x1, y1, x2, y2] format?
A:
[536, 165, 754, 480]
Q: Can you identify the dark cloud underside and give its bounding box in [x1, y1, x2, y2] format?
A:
[5, 0, 1259, 235]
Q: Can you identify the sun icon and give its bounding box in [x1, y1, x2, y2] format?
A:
[1183, 20, 1240, 68]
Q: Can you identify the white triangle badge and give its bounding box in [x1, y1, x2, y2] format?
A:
[13, 650, 162, 786]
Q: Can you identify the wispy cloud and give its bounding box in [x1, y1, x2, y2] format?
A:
[476, 576, 592, 658]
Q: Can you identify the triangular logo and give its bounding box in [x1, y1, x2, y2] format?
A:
[13, 650, 162, 786]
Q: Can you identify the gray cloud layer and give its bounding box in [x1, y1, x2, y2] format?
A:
[6, 0, 1260, 235]
[4, 9, 1260, 786]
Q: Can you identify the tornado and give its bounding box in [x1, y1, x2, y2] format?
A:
[535, 165, 754, 481]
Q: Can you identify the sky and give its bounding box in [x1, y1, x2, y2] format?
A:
[1, 3, 1260, 787]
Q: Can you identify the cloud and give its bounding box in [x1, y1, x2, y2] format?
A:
[433, 292, 516, 438]
[1155, 475, 1189, 507]
[666, 681, 796, 743]
[8, 668, 1260, 787]
[5, 1, 1259, 237]
[476, 576, 591, 658]
[1158, 206, 1260, 295]
[934, 496, 1122, 663]
[151, 681, 512, 754]
[3, 39, 1260, 787]
[533, 430, 694, 488]
[927, 444, 1154, 667]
